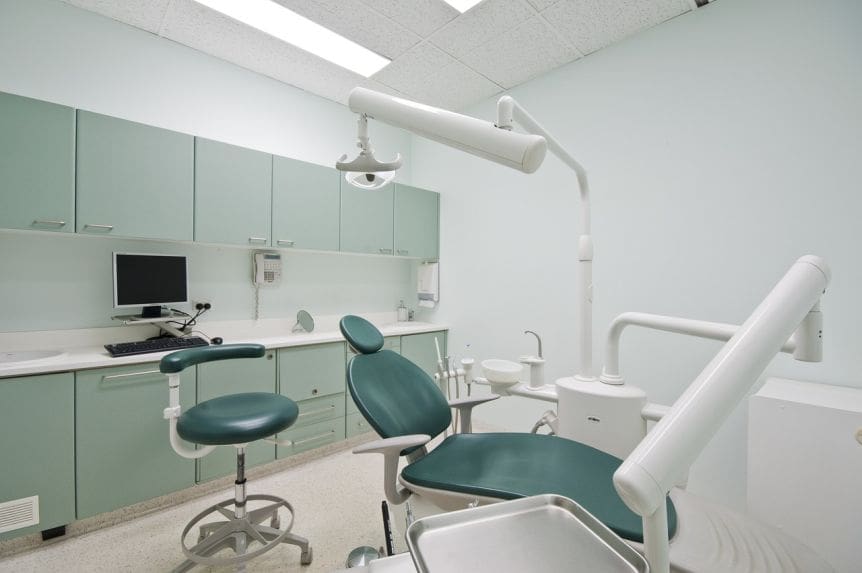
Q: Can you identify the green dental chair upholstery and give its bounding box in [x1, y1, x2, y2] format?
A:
[159, 344, 312, 572]
[340, 316, 677, 544]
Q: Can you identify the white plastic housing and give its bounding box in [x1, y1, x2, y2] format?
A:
[556, 376, 648, 459]
[347, 88, 547, 173]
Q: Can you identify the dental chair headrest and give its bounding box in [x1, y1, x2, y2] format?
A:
[339, 315, 384, 354]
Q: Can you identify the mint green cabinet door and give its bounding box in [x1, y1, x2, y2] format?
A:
[195, 138, 272, 247]
[0, 92, 75, 233]
[196, 352, 276, 481]
[340, 180, 394, 255]
[76, 364, 196, 518]
[0, 373, 75, 540]
[272, 156, 340, 251]
[278, 342, 345, 401]
[401, 331, 447, 379]
[394, 184, 439, 259]
[76, 111, 193, 240]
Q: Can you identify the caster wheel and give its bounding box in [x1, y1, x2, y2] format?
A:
[300, 546, 313, 565]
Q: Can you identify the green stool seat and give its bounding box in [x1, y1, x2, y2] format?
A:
[177, 392, 299, 446]
[401, 432, 678, 543]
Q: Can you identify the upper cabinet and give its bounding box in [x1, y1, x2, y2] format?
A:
[76, 111, 194, 240]
[0, 92, 75, 233]
[394, 183, 439, 260]
[194, 138, 272, 247]
[340, 180, 394, 255]
[272, 156, 339, 251]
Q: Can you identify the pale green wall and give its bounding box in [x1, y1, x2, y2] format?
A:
[0, 230, 413, 332]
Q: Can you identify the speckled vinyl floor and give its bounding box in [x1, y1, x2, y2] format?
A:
[0, 447, 436, 573]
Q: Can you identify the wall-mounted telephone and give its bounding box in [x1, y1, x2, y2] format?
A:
[253, 251, 282, 286]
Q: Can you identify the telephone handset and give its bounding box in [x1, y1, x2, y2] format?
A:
[253, 251, 282, 286]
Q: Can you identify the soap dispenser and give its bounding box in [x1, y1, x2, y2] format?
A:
[397, 300, 408, 322]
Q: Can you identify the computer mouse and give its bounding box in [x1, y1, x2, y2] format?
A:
[211, 337, 223, 345]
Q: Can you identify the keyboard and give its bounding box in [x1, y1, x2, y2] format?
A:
[105, 336, 209, 357]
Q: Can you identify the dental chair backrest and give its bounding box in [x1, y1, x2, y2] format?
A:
[340, 315, 451, 455]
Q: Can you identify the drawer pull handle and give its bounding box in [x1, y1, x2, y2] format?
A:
[292, 430, 335, 447]
[277, 239, 295, 247]
[32, 219, 67, 227]
[396, 249, 409, 255]
[101, 370, 162, 382]
[297, 405, 335, 418]
[378, 248, 393, 254]
[84, 224, 114, 231]
[248, 236, 267, 243]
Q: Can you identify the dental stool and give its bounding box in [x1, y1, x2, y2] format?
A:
[159, 344, 312, 572]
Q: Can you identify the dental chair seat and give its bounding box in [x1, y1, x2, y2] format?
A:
[401, 432, 677, 543]
[176, 392, 299, 445]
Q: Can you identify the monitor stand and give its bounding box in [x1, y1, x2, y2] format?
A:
[112, 311, 186, 338]
[140, 305, 164, 319]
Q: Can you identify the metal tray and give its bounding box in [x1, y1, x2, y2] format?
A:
[406, 494, 648, 573]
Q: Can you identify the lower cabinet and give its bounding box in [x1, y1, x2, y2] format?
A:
[0, 373, 75, 540]
[75, 364, 196, 519]
[196, 352, 277, 482]
[346, 412, 374, 438]
[277, 417, 346, 458]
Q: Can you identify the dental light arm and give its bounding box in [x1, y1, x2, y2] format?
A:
[599, 307, 822, 385]
[342, 87, 594, 379]
[612, 255, 831, 573]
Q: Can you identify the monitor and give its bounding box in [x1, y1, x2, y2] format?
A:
[113, 252, 189, 318]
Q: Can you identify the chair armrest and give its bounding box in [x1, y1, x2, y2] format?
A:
[353, 435, 431, 505]
[447, 395, 499, 433]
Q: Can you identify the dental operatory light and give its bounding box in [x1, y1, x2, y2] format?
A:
[191, 0, 390, 77]
[336, 113, 402, 190]
[442, 0, 485, 12]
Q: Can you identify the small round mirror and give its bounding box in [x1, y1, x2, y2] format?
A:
[294, 310, 315, 333]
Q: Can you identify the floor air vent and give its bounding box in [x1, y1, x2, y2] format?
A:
[0, 496, 39, 534]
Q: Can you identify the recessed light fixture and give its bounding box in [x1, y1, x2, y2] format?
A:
[442, 0, 484, 12]
[192, 0, 390, 77]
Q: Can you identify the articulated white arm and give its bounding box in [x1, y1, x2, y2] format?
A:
[497, 95, 594, 379]
[613, 255, 831, 573]
[353, 434, 432, 505]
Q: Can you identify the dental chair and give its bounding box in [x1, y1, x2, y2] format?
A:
[341, 315, 834, 573]
[159, 344, 312, 572]
[339, 315, 677, 545]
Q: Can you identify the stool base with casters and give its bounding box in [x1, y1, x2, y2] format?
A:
[159, 345, 314, 571]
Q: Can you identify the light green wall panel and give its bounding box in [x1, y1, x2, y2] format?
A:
[0, 92, 75, 233]
[272, 156, 340, 251]
[76, 364, 196, 518]
[401, 331, 447, 380]
[75, 111, 193, 240]
[196, 352, 276, 481]
[278, 342, 345, 402]
[339, 180, 394, 255]
[0, 373, 75, 540]
[394, 184, 439, 259]
[194, 138, 272, 247]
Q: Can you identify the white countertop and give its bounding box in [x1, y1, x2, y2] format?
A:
[0, 313, 448, 379]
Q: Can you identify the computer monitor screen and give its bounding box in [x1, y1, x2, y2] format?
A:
[113, 253, 188, 317]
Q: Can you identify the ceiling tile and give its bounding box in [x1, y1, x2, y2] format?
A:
[429, 0, 534, 61]
[61, 0, 172, 33]
[525, 0, 559, 9]
[461, 16, 581, 89]
[271, 0, 421, 60]
[372, 42, 456, 97]
[541, 0, 689, 55]
[358, 0, 459, 38]
[160, 0, 365, 103]
[416, 60, 503, 110]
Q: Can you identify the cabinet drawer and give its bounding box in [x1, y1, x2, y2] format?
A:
[294, 393, 345, 428]
[279, 342, 345, 401]
[76, 363, 196, 518]
[277, 417, 345, 458]
[346, 412, 375, 439]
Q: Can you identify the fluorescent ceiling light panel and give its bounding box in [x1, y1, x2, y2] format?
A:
[442, 0, 484, 12]
[192, 0, 390, 77]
